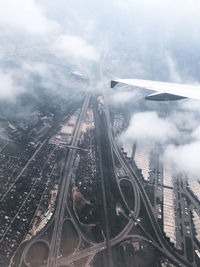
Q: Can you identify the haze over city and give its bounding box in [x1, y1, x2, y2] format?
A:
[0, 1, 200, 267]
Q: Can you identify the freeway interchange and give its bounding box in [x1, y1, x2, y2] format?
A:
[9, 94, 199, 267]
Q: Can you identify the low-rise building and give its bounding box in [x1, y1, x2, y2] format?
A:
[163, 188, 177, 246]
[163, 164, 173, 188]
[192, 210, 200, 243]
[134, 150, 150, 181]
[187, 179, 200, 202]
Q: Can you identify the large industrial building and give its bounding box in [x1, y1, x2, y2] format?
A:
[133, 145, 150, 181]
[163, 188, 177, 246]
[187, 179, 200, 202]
[163, 164, 173, 188]
[192, 210, 200, 243]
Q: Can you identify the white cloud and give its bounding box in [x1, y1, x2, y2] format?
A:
[192, 126, 200, 140]
[0, 71, 25, 100]
[111, 91, 137, 104]
[164, 123, 200, 176]
[0, 0, 58, 35]
[169, 111, 199, 133]
[180, 99, 200, 113]
[165, 141, 200, 176]
[22, 62, 50, 76]
[54, 35, 99, 61]
[0, 62, 51, 101]
[166, 54, 182, 83]
[114, 0, 200, 21]
[121, 111, 178, 143]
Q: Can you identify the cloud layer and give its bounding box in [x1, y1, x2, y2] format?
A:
[165, 141, 200, 177]
[54, 35, 99, 62]
[0, 70, 25, 100]
[121, 111, 178, 143]
[0, 0, 58, 35]
[0, 0, 200, 177]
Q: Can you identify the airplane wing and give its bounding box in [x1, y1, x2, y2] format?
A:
[111, 79, 200, 101]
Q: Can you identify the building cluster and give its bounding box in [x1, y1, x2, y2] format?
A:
[81, 109, 95, 133]
[72, 108, 102, 227]
[26, 184, 59, 240]
[163, 187, 177, 247]
[97, 95, 104, 106]
[119, 123, 200, 260]
[192, 210, 200, 243]
[160, 258, 177, 267]
[195, 249, 200, 259]
[163, 164, 173, 188]
[122, 144, 133, 160]
[0, 144, 35, 197]
[187, 179, 200, 202]
[134, 148, 150, 181]
[113, 114, 125, 136]
[129, 144, 184, 250]
[0, 142, 64, 265]
[50, 112, 79, 146]
[96, 96, 105, 115]
[7, 110, 54, 145]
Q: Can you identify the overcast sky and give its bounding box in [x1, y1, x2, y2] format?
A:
[0, 0, 200, 176]
[1, 0, 200, 84]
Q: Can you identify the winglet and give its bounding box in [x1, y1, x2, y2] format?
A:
[145, 92, 187, 101]
[111, 80, 119, 88]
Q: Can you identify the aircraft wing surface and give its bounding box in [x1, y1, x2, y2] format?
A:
[111, 79, 200, 101]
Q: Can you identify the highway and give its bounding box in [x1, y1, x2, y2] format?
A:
[18, 94, 94, 267]
[47, 94, 90, 267]
[117, 177, 140, 217]
[179, 178, 198, 265]
[58, 95, 140, 267]
[103, 97, 194, 267]
[103, 97, 141, 219]
[58, 230, 178, 266]
[93, 99, 113, 267]
[154, 145, 160, 208]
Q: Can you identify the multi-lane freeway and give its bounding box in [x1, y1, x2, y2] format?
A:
[47, 94, 90, 267]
